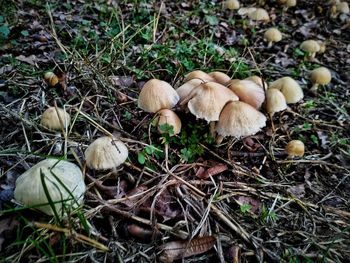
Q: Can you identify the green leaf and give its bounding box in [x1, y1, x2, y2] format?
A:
[21, 30, 29, 37]
[205, 15, 219, 26]
[310, 134, 318, 145]
[0, 25, 10, 38]
[240, 203, 252, 214]
[138, 152, 146, 164]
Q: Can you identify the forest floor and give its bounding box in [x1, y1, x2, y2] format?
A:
[0, 0, 349, 262]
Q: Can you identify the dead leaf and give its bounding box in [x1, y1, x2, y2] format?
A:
[126, 224, 161, 241]
[158, 236, 216, 263]
[288, 184, 305, 199]
[196, 163, 228, 179]
[110, 75, 134, 88]
[226, 245, 241, 263]
[236, 196, 261, 214]
[15, 55, 37, 65]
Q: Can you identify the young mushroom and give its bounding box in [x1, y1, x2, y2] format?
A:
[300, 40, 320, 60]
[247, 8, 270, 23]
[208, 71, 231, 86]
[85, 136, 128, 170]
[266, 89, 287, 131]
[44, 72, 59, 87]
[264, 28, 282, 48]
[224, 0, 240, 10]
[184, 70, 215, 83]
[154, 109, 182, 136]
[14, 159, 86, 216]
[138, 79, 180, 113]
[228, 79, 265, 109]
[269, 77, 304, 104]
[216, 101, 266, 144]
[176, 78, 203, 103]
[309, 67, 332, 92]
[41, 106, 71, 131]
[285, 140, 305, 158]
[245, 75, 268, 89]
[283, 0, 297, 10]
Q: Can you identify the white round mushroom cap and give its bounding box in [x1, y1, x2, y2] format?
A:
[41, 107, 71, 131]
[266, 89, 287, 115]
[269, 77, 304, 104]
[310, 67, 332, 85]
[14, 159, 86, 216]
[85, 136, 128, 170]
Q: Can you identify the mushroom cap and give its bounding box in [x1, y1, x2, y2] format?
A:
[216, 101, 267, 139]
[300, 40, 320, 53]
[14, 159, 85, 216]
[85, 136, 128, 170]
[238, 7, 257, 16]
[245, 76, 268, 89]
[228, 80, 265, 109]
[248, 8, 270, 21]
[44, 72, 59, 86]
[286, 0, 297, 7]
[269, 77, 304, 104]
[285, 140, 305, 157]
[184, 70, 215, 83]
[337, 2, 349, 13]
[208, 71, 231, 86]
[264, 28, 282, 43]
[176, 79, 203, 102]
[310, 67, 332, 85]
[225, 0, 240, 10]
[187, 82, 239, 122]
[155, 109, 182, 136]
[317, 41, 326, 53]
[266, 89, 287, 115]
[41, 107, 71, 131]
[138, 79, 179, 113]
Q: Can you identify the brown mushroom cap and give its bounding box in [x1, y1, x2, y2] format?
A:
[155, 109, 182, 136]
[216, 101, 266, 139]
[248, 8, 270, 22]
[208, 71, 231, 86]
[266, 89, 287, 116]
[245, 76, 268, 89]
[310, 67, 332, 85]
[85, 136, 128, 170]
[300, 40, 320, 54]
[184, 70, 215, 83]
[337, 2, 349, 14]
[264, 28, 282, 43]
[269, 77, 304, 104]
[186, 82, 239, 122]
[225, 0, 240, 10]
[138, 79, 180, 113]
[285, 140, 305, 158]
[41, 107, 71, 131]
[44, 72, 59, 86]
[176, 79, 203, 102]
[228, 80, 265, 109]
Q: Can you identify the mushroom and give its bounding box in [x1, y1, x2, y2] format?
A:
[285, 140, 305, 158]
[245, 75, 268, 89]
[41, 106, 71, 131]
[247, 8, 270, 23]
[266, 89, 287, 131]
[182, 82, 239, 136]
[14, 159, 86, 216]
[284, 0, 297, 10]
[154, 109, 182, 136]
[228, 79, 265, 109]
[85, 136, 128, 170]
[184, 70, 215, 83]
[176, 79, 203, 102]
[44, 72, 59, 87]
[264, 28, 282, 48]
[269, 77, 304, 104]
[309, 67, 332, 92]
[138, 79, 179, 113]
[337, 2, 349, 14]
[216, 101, 266, 144]
[208, 71, 231, 86]
[317, 40, 326, 53]
[300, 40, 320, 60]
[224, 0, 240, 10]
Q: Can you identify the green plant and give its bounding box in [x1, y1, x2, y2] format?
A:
[239, 203, 252, 214]
[260, 204, 278, 223]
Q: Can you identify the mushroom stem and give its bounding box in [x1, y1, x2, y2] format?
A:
[310, 83, 319, 92]
[164, 143, 169, 172]
[269, 114, 275, 132]
[267, 41, 273, 48]
[209, 121, 216, 137]
[216, 135, 224, 145]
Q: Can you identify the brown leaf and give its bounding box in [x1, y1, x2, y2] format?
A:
[226, 245, 241, 263]
[287, 184, 305, 199]
[236, 196, 261, 214]
[126, 224, 161, 241]
[110, 75, 134, 88]
[158, 236, 216, 263]
[196, 163, 228, 179]
[15, 55, 37, 65]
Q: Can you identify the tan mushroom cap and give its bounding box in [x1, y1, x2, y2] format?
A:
[216, 101, 267, 139]
[185, 82, 239, 122]
[138, 79, 179, 113]
[264, 28, 282, 43]
[310, 67, 332, 85]
[176, 79, 203, 102]
[266, 89, 287, 116]
[44, 72, 59, 86]
[248, 8, 270, 22]
[285, 140, 305, 158]
[269, 77, 304, 104]
[85, 136, 128, 170]
[41, 107, 71, 131]
[317, 41, 326, 53]
[225, 0, 240, 10]
[155, 109, 182, 136]
[228, 80, 265, 109]
[300, 40, 320, 54]
[245, 76, 268, 89]
[337, 2, 349, 14]
[184, 70, 215, 83]
[285, 0, 297, 7]
[208, 71, 231, 86]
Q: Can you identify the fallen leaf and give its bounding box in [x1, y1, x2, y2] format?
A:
[15, 55, 37, 65]
[226, 245, 241, 263]
[288, 184, 305, 199]
[126, 224, 161, 241]
[110, 75, 134, 88]
[236, 196, 261, 214]
[196, 163, 228, 179]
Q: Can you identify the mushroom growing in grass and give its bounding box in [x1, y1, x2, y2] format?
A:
[266, 89, 287, 131]
[309, 67, 332, 92]
[216, 101, 266, 144]
[85, 136, 128, 170]
[44, 72, 59, 87]
[228, 79, 265, 109]
[283, 0, 297, 10]
[138, 79, 179, 113]
[300, 40, 320, 60]
[184, 70, 215, 83]
[208, 71, 231, 86]
[181, 82, 239, 137]
[247, 8, 270, 23]
[176, 78, 203, 103]
[14, 159, 86, 216]
[224, 0, 240, 10]
[269, 77, 304, 104]
[264, 28, 282, 48]
[245, 75, 268, 89]
[317, 41, 326, 54]
[285, 140, 305, 158]
[154, 109, 182, 136]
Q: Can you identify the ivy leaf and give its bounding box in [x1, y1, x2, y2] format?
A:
[138, 152, 145, 165]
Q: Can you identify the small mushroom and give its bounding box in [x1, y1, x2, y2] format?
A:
[216, 101, 266, 144]
[44, 72, 59, 86]
[284, 0, 297, 10]
[41, 107, 71, 131]
[184, 70, 215, 83]
[285, 140, 305, 158]
[224, 0, 240, 10]
[85, 136, 128, 170]
[337, 2, 349, 14]
[14, 159, 86, 216]
[309, 67, 332, 92]
[245, 75, 268, 89]
[264, 28, 282, 48]
[266, 89, 287, 131]
[317, 40, 326, 53]
[208, 71, 231, 86]
[154, 109, 181, 136]
[269, 77, 304, 104]
[228, 79, 265, 109]
[176, 79, 203, 102]
[247, 8, 270, 23]
[138, 79, 179, 113]
[300, 40, 320, 60]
